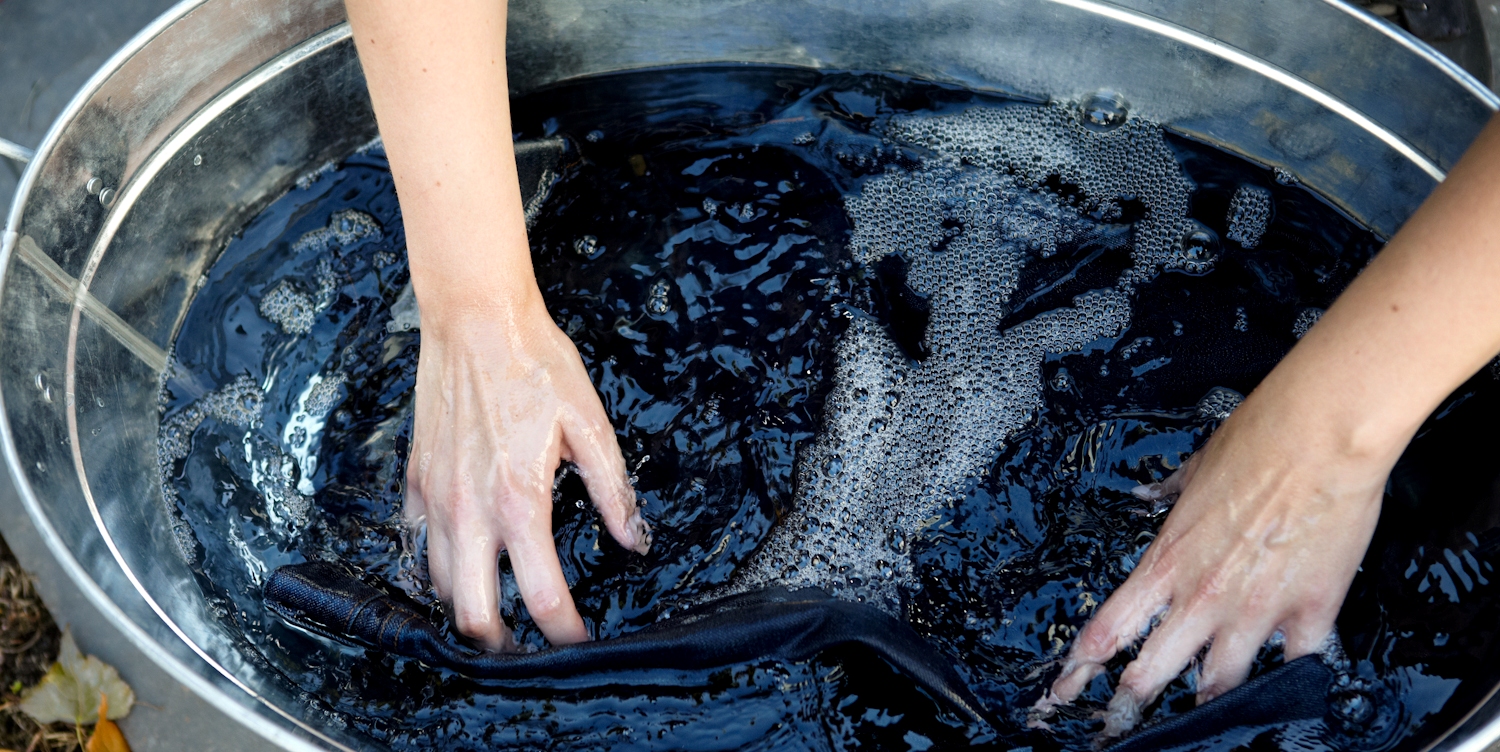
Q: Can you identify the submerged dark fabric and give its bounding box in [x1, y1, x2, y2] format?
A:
[264, 561, 992, 725]
[267, 562, 1339, 745]
[1105, 654, 1335, 752]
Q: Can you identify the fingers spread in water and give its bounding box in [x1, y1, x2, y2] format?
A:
[563, 412, 650, 554]
[1101, 605, 1216, 738]
[1196, 623, 1275, 705]
[1042, 575, 1166, 708]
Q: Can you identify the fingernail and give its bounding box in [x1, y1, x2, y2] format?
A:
[1101, 687, 1144, 739]
[633, 515, 653, 553]
[1131, 483, 1163, 500]
[622, 515, 638, 548]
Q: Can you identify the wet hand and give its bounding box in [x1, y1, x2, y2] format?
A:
[1034, 389, 1388, 737]
[405, 299, 650, 652]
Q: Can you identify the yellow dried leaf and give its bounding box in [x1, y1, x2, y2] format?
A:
[18, 630, 134, 725]
[86, 695, 130, 752]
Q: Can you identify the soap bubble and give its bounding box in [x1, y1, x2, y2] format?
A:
[1080, 89, 1129, 130]
[646, 278, 673, 315]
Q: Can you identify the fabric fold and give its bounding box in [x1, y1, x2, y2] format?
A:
[264, 561, 993, 727]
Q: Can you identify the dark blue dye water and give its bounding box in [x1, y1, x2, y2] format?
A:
[158, 67, 1500, 751]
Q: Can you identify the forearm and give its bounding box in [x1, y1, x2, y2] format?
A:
[345, 0, 540, 322]
[1255, 115, 1500, 466]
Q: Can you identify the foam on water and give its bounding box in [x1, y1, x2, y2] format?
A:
[1227, 184, 1272, 249]
[1196, 386, 1245, 421]
[1294, 306, 1324, 339]
[258, 210, 381, 334]
[732, 104, 1195, 610]
[158, 374, 266, 561]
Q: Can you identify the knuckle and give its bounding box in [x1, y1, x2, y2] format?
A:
[524, 587, 569, 623]
[452, 606, 496, 638]
[1078, 623, 1121, 659]
[1189, 574, 1230, 607]
[1115, 664, 1155, 699]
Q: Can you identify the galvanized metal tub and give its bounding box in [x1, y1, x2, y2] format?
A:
[2, 0, 1497, 748]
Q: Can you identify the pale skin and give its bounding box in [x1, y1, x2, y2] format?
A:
[345, 0, 650, 653]
[346, 0, 1500, 722]
[1037, 114, 1500, 735]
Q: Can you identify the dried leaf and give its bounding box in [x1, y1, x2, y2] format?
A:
[86, 695, 130, 752]
[18, 630, 134, 725]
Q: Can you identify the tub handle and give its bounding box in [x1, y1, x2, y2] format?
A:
[0, 136, 34, 165]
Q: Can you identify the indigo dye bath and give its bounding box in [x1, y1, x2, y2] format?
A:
[157, 67, 1500, 751]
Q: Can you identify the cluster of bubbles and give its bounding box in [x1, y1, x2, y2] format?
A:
[1226, 184, 1272, 248]
[157, 374, 265, 561]
[292, 208, 383, 255]
[884, 103, 1198, 286]
[521, 167, 559, 227]
[730, 102, 1199, 610]
[1196, 386, 1245, 421]
[1293, 306, 1324, 339]
[257, 210, 382, 334]
[244, 433, 314, 546]
[258, 281, 318, 335]
[302, 372, 347, 418]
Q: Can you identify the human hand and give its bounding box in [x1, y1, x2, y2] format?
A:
[405, 299, 650, 652]
[1033, 387, 1389, 737]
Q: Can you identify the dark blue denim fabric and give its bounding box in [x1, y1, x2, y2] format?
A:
[264, 561, 992, 725]
[267, 562, 1339, 746]
[1105, 654, 1335, 752]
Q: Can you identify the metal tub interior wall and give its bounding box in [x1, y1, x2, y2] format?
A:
[1, 0, 1496, 749]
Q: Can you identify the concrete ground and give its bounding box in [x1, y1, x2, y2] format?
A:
[1, 1, 1497, 751]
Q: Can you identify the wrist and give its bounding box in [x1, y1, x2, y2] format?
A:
[1245, 363, 1419, 473]
[410, 273, 550, 337]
